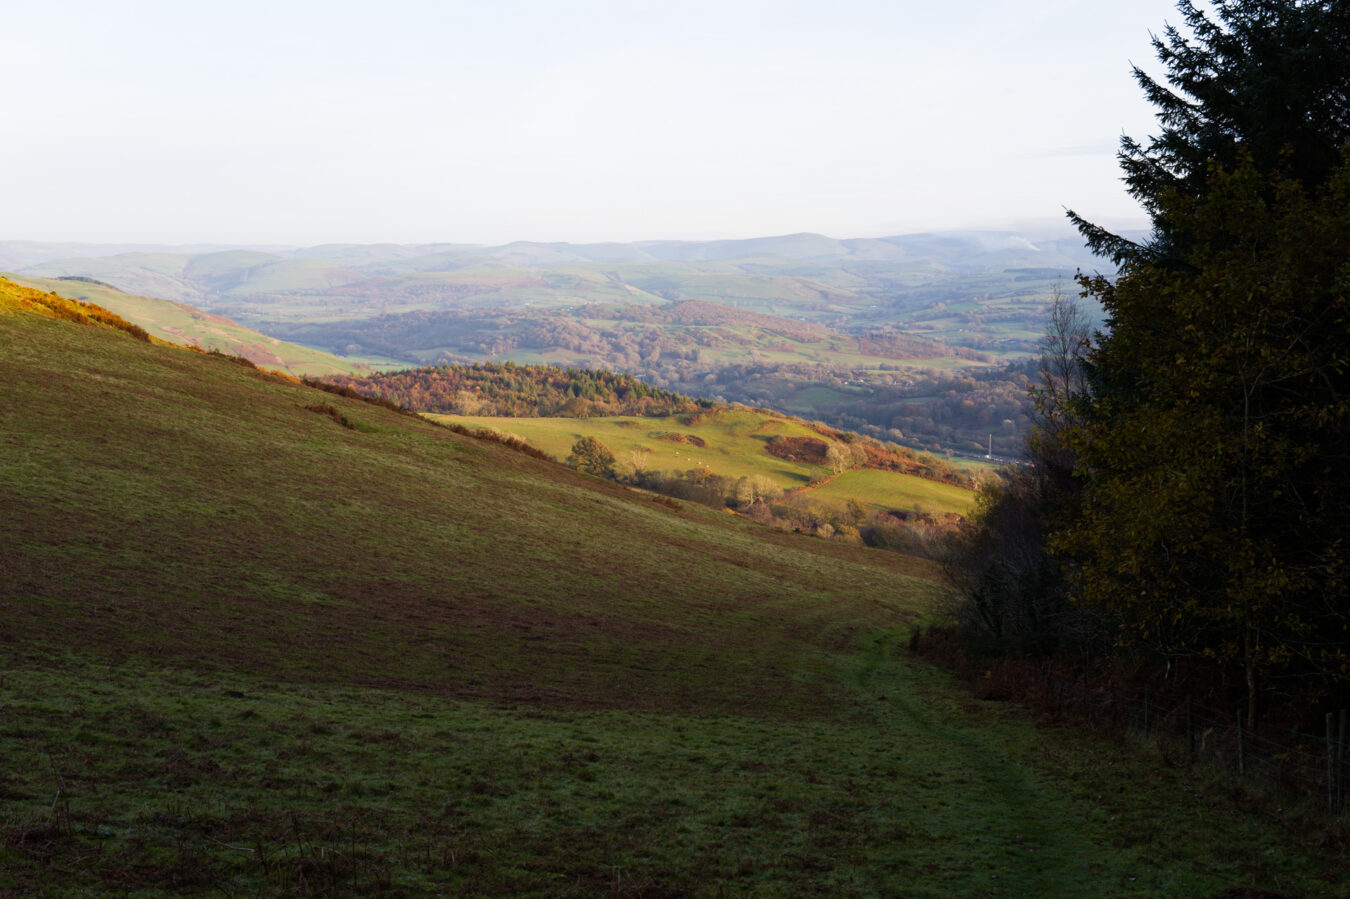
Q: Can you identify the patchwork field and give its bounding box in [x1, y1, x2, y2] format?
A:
[1, 277, 1342, 895]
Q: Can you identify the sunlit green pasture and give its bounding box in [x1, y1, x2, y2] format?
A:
[440, 410, 975, 517]
[442, 409, 832, 486]
[808, 467, 978, 516]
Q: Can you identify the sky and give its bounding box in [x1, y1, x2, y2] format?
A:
[2, 0, 1185, 246]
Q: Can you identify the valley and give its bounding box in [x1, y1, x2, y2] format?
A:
[4, 230, 1111, 458]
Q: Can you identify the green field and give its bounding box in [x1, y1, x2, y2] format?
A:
[2, 277, 1341, 895]
[807, 467, 977, 516]
[440, 410, 976, 516]
[445, 410, 825, 483]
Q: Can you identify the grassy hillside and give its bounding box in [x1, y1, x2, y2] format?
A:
[1, 277, 1340, 895]
[3, 273, 398, 376]
[443, 410, 977, 517]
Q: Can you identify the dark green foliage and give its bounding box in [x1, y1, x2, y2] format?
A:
[1037, 1, 1350, 720]
[942, 467, 1098, 657]
[1069, 0, 1350, 264]
[628, 467, 736, 509]
[1056, 156, 1350, 704]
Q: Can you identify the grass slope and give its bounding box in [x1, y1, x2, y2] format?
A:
[0, 281, 1341, 895]
[3, 273, 397, 376]
[442, 410, 977, 516]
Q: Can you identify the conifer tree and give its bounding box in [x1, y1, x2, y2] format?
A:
[1068, 0, 1350, 265]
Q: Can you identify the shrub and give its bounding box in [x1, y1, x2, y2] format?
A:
[566, 436, 616, 477]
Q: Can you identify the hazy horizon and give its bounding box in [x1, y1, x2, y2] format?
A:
[5, 1, 1176, 246]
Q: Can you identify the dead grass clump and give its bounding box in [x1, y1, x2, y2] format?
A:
[468, 427, 554, 462]
[302, 377, 418, 417]
[305, 404, 355, 430]
[206, 349, 259, 369]
[764, 436, 828, 465]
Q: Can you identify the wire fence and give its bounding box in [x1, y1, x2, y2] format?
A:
[1045, 676, 1348, 813]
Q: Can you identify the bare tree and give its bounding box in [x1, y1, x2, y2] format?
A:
[1037, 284, 1091, 415]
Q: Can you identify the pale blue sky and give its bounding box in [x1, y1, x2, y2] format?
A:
[3, 0, 1182, 245]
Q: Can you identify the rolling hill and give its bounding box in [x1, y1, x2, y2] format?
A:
[9, 230, 1110, 348]
[1, 273, 398, 376]
[1, 275, 1330, 895]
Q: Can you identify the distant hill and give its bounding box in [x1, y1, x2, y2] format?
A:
[7, 230, 1117, 456]
[318, 360, 978, 522]
[442, 408, 977, 520]
[8, 230, 1114, 332]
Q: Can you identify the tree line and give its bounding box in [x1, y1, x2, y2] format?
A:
[948, 0, 1350, 726]
[321, 361, 708, 418]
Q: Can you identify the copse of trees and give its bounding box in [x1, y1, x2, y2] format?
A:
[322, 362, 707, 418]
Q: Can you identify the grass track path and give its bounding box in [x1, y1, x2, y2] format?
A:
[845, 630, 1204, 895]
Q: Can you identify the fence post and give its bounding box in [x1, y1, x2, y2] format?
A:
[1237, 708, 1245, 778]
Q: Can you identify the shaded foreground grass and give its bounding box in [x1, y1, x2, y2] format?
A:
[1, 283, 1345, 895]
[7, 639, 1342, 896]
